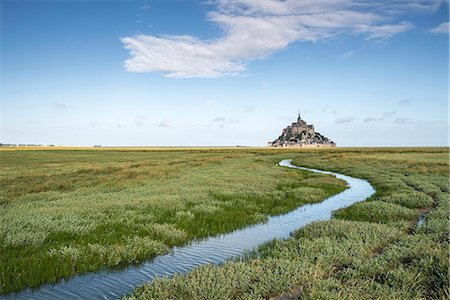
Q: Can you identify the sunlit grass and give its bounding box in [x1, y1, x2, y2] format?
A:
[127, 147, 449, 299]
[0, 149, 347, 294]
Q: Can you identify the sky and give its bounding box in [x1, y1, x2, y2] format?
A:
[1, 0, 449, 147]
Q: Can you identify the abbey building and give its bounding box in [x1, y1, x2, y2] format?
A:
[268, 112, 336, 148]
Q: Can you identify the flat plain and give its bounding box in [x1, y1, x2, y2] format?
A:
[0, 147, 448, 299]
[0, 147, 346, 294]
[129, 147, 449, 299]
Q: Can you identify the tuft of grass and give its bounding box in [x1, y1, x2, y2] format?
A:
[333, 201, 419, 225]
[378, 190, 434, 209]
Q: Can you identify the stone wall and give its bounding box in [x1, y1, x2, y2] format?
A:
[267, 143, 336, 148]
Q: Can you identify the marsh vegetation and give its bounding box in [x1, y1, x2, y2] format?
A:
[1, 148, 447, 298]
[0, 148, 347, 294]
[126, 148, 449, 299]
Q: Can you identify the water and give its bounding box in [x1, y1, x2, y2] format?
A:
[416, 213, 428, 227]
[4, 159, 375, 300]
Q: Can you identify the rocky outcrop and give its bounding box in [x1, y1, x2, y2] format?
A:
[268, 114, 336, 148]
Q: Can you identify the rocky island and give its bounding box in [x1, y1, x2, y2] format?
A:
[268, 112, 336, 148]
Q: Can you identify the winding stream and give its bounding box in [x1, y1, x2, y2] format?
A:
[5, 159, 375, 300]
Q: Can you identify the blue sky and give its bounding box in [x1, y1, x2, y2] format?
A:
[1, 0, 449, 146]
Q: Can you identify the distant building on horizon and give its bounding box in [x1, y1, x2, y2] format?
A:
[268, 111, 336, 148]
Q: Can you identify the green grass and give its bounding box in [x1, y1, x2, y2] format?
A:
[0, 148, 347, 294]
[126, 147, 449, 300]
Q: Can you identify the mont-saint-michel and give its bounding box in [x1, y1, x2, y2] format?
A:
[268, 112, 336, 148]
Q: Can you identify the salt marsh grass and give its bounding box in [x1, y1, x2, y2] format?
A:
[127, 147, 449, 299]
[0, 148, 346, 294]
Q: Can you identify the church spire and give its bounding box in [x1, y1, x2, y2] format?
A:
[297, 109, 301, 121]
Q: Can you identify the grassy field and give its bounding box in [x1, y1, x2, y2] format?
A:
[0, 148, 348, 294]
[126, 147, 449, 300]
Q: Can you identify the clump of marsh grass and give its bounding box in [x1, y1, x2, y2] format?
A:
[48, 236, 169, 268]
[378, 190, 434, 209]
[333, 201, 418, 225]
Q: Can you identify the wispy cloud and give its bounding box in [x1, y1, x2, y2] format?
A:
[340, 50, 353, 59]
[53, 102, 67, 110]
[122, 0, 440, 78]
[364, 111, 397, 122]
[206, 100, 216, 106]
[394, 117, 413, 124]
[243, 105, 257, 112]
[89, 121, 100, 128]
[382, 111, 397, 118]
[321, 107, 337, 114]
[134, 116, 147, 127]
[26, 119, 39, 126]
[141, 4, 151, 11]
[397, 98, 412, 106]
[209, 116, 239, 128]
[363, 117, 377, 122]
[157, 118, 172, 128]
[354, 21, 414, 40]
[335, 117, 356, 124]
[213, 117, 226, 123]
[429, 21, 449, 34]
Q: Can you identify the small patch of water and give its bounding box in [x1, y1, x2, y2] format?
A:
[416, 213, 428, 227]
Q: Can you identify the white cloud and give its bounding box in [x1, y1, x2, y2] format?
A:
[227, 117, 239, 124]
[134, 116, 147, 127]
[394, 117, 413, 124]
[141, 4, 151, 11]
[243, 105, 257, 112]
[354, 21, 414, 40]
[340, 50, 353, 59]
[121, 35, 246, 78]
[364, 111, 397, 122]
[213, 117, 226, 123]
[335, 116, 356, 124]
[122, 0, 442, 78]
[363, 117, 377, 122]
[398, 98, 412, 106]
[157, 118, 172, 128]
[382, 111, 397, 119]
[89, 121, 101, 128]
[210, 116, 240, 128]
[53, 102, 67, 110]
[429, 22, 449, 34]
[207, 100, 216, 106]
